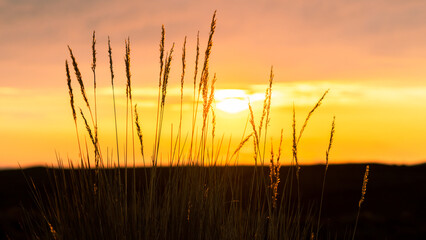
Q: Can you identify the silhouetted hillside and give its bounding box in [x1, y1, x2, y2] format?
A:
[1, 164, 425, 239]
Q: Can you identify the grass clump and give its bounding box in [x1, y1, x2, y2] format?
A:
[23, 12, 369, 240]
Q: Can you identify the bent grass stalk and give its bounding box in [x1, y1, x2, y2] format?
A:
[65, 60, 83, 164]
[80, 108, 99, 167]
[296, 89, 329, 146]
[68, 46, 102, 165]
[290, 90, 329, 239]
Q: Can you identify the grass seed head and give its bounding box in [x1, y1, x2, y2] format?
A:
[199, 11, 216, 94]
[193, 32, 200, 90]
[125, 38, 132, 100]
[91, 31, 96, 73]
[359, 165, 369, 207]
[297, 90, 329, 145]
[325, 116, 336, 170]
[65, 60, 76, 121]
[108, 37, 114, 84]
[181, 36, 187, 91]
[159, 25, 165, 87]
[68, 46, 90, 109]
[161, 44, 175, 107]
[135, 104, 145, 162]
[231, 133, 253, 159]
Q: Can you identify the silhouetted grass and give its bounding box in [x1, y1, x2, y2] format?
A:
[23, 12, 369, 240]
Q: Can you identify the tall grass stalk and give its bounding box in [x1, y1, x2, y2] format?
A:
[259, 67, 274, 163]
[190, 11, 216, 164]
[189, 32, 200, 164]
[92, 31, 98, 144]
[153, 26, 166, 166]
[292, 90, 329, 239]
[291, 104, 302, 239]
[172, 36, 187, 165]
[108, 37, 120, 168]
[156, 44, 175, 164]
[315, 116, 335, 239]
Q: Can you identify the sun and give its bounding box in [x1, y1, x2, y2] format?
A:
[215, 89, 249, 114]
[216, 98, 249, 114]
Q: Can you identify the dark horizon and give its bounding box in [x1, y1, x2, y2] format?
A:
[2, 163, 426, 239]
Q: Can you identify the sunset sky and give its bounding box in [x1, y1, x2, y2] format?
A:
[1, 0, 426, 168]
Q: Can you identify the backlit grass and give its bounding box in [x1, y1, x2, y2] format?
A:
[23, 12, 369, 240]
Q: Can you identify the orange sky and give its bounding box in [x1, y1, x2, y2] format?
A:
[1, 0, 426, 168]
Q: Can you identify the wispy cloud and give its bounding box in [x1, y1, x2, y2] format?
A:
[248, 81, 426, 108]
[2, 0, 426, 88]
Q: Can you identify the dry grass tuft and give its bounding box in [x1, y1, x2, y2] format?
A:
[23, 12, 370, 240]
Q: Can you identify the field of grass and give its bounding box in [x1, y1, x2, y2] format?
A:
[7, 12, 377, 239]
[4, 164, 426, 239]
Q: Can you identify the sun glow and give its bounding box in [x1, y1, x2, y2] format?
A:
[215, 89, 249, 114]
[215, 89, 266, 114]
[216, 98, 248, 114]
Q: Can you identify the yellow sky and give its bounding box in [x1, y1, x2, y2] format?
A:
[1, 0, 426, 167]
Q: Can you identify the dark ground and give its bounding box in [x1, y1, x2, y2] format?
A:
[0, 164, 425, 240]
